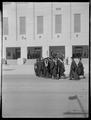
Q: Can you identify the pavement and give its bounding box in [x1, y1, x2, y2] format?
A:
[2, 62, 89, 75]
[2, 64, 89, 118]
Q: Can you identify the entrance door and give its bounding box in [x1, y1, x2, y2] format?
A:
[72, 46, 89, 58]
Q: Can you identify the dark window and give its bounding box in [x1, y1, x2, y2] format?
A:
[49, 46, 65, 58]
[7, 52, 11, 56]
[6, 47, 21, 59]
[27, 47, 42, 59]
[72, 45, 89, 58]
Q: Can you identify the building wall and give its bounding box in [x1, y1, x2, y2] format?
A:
[3, 2, 89, 60]
[71, 2, 89, 45]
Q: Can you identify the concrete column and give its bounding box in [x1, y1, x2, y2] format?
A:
[65, 45, 72, 65]
[21, 46, 27, 59]
[3, 46, 6, 59]
[42, 45, 49, 58]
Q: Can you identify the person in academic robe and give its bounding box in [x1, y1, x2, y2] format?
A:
[44, 58, 49, 78]
[39, 58, 43, 77]
[37, 58, 42, 77]
[49, 58, 55, 78]
[34, 59, 39, 76]
[52, 58, 58, 79]
[69, 56, 79, 80]
[77, 57, 85, 78]
[47, 58, 51, 78]
[57, 57, 65, 79]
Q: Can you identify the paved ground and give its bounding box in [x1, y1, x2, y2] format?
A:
[2, 64, 89, 118]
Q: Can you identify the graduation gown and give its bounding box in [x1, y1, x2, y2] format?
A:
[52, 60, 58, 78]
[69, 60, 79, 79]
[58, 59, 65, 78]
[77, 61, 84, 76]
[50, 60, 55, 76]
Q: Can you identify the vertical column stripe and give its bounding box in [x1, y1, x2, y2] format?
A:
[3, 17, 8, 35]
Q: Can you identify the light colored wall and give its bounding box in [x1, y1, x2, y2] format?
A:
[34, 2, 51, 58]
[3, 2, 89, 59]
[71, 2, 89, 45]
[17, 2, 33, 58]
[3, 3, 17, 58]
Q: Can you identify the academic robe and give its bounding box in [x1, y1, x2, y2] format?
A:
[77, 61, 84, 76]
[52, 60, 58, 78]
[57, 59, 65, 78]
[69, 60, 79, 79]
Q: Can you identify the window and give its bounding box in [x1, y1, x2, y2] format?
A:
[74, 14, 81, 33]
[55, 15, 62, 33]
[3, 17, 8, 35]
[20, 16, 26, 34]
[27, 47, 42, 59]
[49, 46, 65, 58]
[72, 45, 89, 58]
[37, 16, 43, 34]
[6, 47, 21, 59]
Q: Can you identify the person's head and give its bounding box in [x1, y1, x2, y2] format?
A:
[71, 56, 74, 60]
[78, 57, 82, 61]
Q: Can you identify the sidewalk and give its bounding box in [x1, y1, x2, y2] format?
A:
[2, 63, 89, 118]
[2, 72, 89, 118]
[2, 64, 34, 75]
[2, 63, 89, 76]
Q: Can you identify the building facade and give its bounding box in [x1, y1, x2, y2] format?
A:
[3, 2, 89, 62]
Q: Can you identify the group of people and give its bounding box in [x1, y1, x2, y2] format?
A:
[34, 56, 65, 79]
[34, 55, 85, 80]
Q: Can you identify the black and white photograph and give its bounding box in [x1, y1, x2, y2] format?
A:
[2, 1, 89, 118]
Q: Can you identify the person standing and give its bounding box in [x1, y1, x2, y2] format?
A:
[52, 58, 58, 79]
[34, 59, 38, 76]
[77, 57, 85, 78]
[69, 56, 79, 80]
[50, 58, 55, 78]
[35, 59, 40, 76]
[57, 57, 65, 79]
[37, 58, 42, 77]
[44, 58, 49, 78]
[41, 58, 44, 77]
